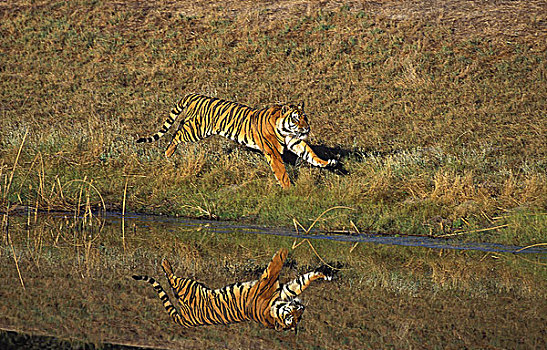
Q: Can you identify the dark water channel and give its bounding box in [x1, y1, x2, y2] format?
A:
[0, 329, 149, 350]
[108, 212, 545, 255]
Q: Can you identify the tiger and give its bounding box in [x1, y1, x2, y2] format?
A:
[132, 248, 334, 333]
[136, 93, 338, 188]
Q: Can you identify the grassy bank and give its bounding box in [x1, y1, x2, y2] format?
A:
[1, 213, 545, 349]
[1, 0, 546, 245]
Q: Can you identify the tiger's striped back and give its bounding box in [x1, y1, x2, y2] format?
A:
[163, 258, 257, 327]
[137, 93, 274, 148]
[133, 263, 258, 328]
[168, 94, 281, 154]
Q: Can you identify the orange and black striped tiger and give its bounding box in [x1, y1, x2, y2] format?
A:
[136, 93, 337, 188]
[132, 248, 334, 333]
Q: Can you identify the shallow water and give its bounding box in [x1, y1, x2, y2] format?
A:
[2, 210, 545, 350]
[93, 211, 546, 255]
[0, 329, 146, 350]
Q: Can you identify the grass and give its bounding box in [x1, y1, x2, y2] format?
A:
[1, 1, 546, 245]
[0, 213, 545, 349]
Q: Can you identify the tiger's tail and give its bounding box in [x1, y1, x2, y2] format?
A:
[136, 97, 186, 144]
[132, 274, 191, 328]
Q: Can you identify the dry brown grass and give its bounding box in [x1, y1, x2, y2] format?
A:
[0, 0, 546, 239]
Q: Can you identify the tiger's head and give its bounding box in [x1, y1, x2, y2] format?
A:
[271, 298, 306, 333]
[277, 102, 310, 140]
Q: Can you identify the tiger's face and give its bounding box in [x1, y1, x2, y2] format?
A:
[278, 102, 310, 140]
[272, 298, 306, 333]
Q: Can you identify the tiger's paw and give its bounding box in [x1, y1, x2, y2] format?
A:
[314, 264, 339, 281]
[161, 259, 174, 276]
[326, 158, 338, 167]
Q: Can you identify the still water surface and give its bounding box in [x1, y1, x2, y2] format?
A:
[53, 211, 547, 255]
[2, 210, 545, 349]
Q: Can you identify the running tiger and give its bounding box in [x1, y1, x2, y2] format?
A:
[132, 248, 334, 333]
[136, 93, 337, 188]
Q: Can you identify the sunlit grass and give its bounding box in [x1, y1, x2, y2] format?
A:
[1, 1, 546, 243]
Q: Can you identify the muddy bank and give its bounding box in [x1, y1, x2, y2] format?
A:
[0, 329, 151, 350]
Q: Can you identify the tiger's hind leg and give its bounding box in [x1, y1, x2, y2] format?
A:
[131, 274, 191, 328]
[164, 129, 185, 158]
[161, 259, 213, 305]
[161, 259, 174, 278]
[161, 259, 186, 299]
[165, 140, 179, 158]
[164, 117, 211, 158]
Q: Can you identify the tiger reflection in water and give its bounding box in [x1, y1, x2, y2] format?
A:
[132, 248, 334, 333]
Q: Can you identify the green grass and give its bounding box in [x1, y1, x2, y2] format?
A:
[1, 0, 546, 246]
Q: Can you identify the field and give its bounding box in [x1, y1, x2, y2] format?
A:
[1, 0, 546, 243]
[0, 0, 546, 348]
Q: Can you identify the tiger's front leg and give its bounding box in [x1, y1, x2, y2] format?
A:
[263, 147, 291, 189]
[286, 138, 337, 168]
[280, 265, 334, 301]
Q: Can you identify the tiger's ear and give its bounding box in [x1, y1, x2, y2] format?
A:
[298, 101, 304, 110]
[281, 105, 290, 115]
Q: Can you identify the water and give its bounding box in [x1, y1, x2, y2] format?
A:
[0, 329, 147, 350]
[80, 211, 546, 255]
[2, 210, 545, 350]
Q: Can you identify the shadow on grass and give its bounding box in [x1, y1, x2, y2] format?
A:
[281, 144, 359, 176]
